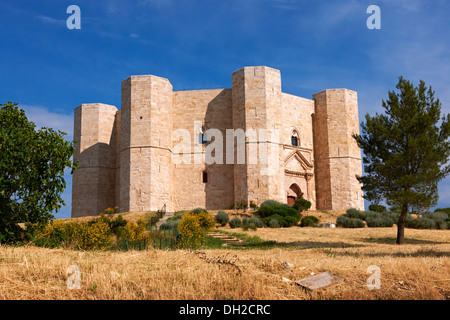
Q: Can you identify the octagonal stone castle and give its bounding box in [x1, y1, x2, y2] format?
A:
[72, 66, 364, 217]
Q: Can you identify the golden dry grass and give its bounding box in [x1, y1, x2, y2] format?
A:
[0, 224, 448, 300]
[59, 211, 156, 224]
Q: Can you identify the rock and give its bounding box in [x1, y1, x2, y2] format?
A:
[282, 262, 294, 269]
[282, 277, 292, 283]
[296, 272, 345, 291]
[324, 221, 336, 228]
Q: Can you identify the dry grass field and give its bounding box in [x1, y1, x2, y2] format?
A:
[1, 212, 449, 300]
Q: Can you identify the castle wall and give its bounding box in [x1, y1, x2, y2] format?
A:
[172, 89, 234, 211]
[281, 93, 316, 208]
[281, 93, 315, 149]
[72, 103, 118, 217]
[114, 110, 121, 209]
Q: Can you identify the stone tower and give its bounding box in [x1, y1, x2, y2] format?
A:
[231, 66, 285, 205]
[120, 75, 173, 213]
[312, 89, 364, 210]
[72, 103, 118, 217]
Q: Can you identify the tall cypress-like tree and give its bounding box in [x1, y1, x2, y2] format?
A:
[353, 77, 450, 244]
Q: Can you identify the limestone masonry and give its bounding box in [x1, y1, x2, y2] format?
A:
[72, 66, 364, 217]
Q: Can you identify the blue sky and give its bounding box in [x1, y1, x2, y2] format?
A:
[1, 0, 450, 219]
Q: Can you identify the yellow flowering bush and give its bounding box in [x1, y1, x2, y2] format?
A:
[103, 207, 119, 215]
[33, 219, 111, 250]
[33, 220, 70, 247]
[119, 218, 149, 242]
[177, 210, 215, 248]
[194, 210, 216, 230]
[73, 219, 111, 250]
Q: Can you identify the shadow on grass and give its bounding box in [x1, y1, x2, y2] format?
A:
[359, 237, 450, 245]
[242, 240, 365, 250]
[223, 232, 365, 250]
[336, 249, 450, 258]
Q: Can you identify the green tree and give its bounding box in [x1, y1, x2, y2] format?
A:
[0, 102, 76, 243]
[353, 77, 450, 244]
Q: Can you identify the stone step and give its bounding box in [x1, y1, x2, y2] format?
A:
[207, 233, 244, 245]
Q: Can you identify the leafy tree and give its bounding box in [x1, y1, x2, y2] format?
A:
[0, 102, 76, 243]
[353, 77, 450, 244]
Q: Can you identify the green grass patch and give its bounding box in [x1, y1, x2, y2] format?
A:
[201, 236, 226, 249]
[214, 230, 283, 249]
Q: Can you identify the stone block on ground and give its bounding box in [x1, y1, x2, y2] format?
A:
[295, 272, 344, 291]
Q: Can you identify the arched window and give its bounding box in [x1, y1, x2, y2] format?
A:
[199, 126, 208, 144]
[291, 130, 299, 147]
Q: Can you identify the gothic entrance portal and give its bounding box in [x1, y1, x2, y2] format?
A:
[287, 183, 303, 205]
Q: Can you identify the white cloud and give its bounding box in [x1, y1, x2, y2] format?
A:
[19, 105, 74, 141]
[38, 15, 65, 25]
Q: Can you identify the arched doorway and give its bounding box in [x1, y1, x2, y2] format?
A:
[287, 183, 303, 206]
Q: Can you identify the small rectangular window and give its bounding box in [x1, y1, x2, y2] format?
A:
[202, 171, 208, 183]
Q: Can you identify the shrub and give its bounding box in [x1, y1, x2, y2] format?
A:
[345, 208, 365, 220]
[106, 214, 127, 234]
[191, 209, 215, 230]
[229, 217, 242, 229]
[366, 215, 394, 228]
[283, 216, 299, 227]
[249, 201, 259, 210]
[103, 207, 119, 215]
[249, 216, 264, 228]
[422, 211, 449, 221]
[368, 204, 387, 213]
[215, 211, 229, 227]
[33, 219, 112, 250]
[434, 208, 450, 215]
[159, 223, 171, 230]
[336, 216, 365, 228]
[260, 200, 283, 207]
[167, 212, 184, 222]
[160, 220, 179, 230]
[75, 219, 113, 250]
[242, 218, 257, 231]
[261, 214, 299, 228]
[362, 211, 380, 221]
[435, 219, 448, 230]
[388, 211, 413, 224]
[229, 201, 248, 211]
[262, 214, 284, 227]
[300, 215, 320, 227]
[257, 204, 300, 219]
[119, 219, 149, 242]
[268, 219, 281, 228]
[406, 217, 436, 229]
[192, 208, 208, 214]
[32, 220, 71, 248]
[292, 198, 312, 212]
[177, 213, 208, 248]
